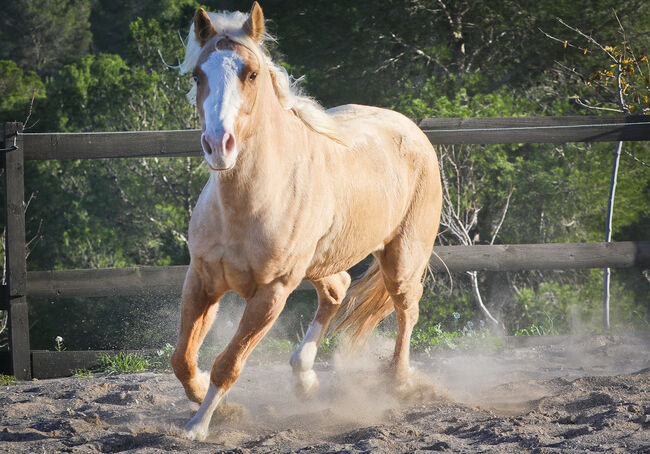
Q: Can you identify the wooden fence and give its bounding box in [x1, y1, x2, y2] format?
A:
[2, 115, 649, 379]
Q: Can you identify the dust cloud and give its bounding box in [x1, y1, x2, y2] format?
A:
[213, 332, 649, 433]
[181, 292, 650, 446]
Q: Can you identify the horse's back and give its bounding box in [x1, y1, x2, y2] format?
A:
[328, 104, 430, 145]
[327, 104, 438, 182]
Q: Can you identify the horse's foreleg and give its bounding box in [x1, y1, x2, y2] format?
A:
[290, 271, 350, 399]
[171, 266, 222, 404]
[183, 280, 294, 441]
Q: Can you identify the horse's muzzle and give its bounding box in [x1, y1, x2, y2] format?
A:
[201, 131, 237, 170]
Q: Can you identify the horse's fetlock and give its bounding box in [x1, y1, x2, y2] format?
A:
[290, 346, 315, 372]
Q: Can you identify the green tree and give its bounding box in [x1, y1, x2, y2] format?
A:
[0, 60, 46, 124]
[0, 0, 92, 75]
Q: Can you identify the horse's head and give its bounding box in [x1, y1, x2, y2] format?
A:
[188, 3, 266, 171]
[179, 2, 343, 171]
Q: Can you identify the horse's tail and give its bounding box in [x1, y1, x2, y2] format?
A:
[328, 259, 394, 352]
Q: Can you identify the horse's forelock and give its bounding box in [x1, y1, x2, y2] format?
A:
[180, 11, 268, 76]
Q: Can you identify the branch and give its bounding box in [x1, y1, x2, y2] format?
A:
[623, 149, 650, 168]
[554, 61, 615, 95]
[489, 186, 514, 245]
[538, 27, 590, 55]
[23, 88, 39, 131]
[25, 219, 43, 260]
[467, 270, 503, 330]
[570, 96, 623, 113]
[556, 18, 618, 63]
[439, 147, 476, 246]
[386, 32, 450, 73]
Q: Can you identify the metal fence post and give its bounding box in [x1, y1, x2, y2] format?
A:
[2, 122, 31, 379]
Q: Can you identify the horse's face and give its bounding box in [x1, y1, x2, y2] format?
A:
[191, 5, 265, 171]
[193, 39, 260, 171]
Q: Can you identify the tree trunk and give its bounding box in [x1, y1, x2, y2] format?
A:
[603, 140, 622, 330]
[468, 270, 502, 330]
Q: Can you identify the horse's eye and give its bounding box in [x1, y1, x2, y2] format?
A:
[248, 72, 257, 81]
[192, 75, 199, 84]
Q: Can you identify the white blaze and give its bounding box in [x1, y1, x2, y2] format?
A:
[200, 50, 244, 169]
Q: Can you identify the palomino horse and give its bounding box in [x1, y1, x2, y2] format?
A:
[171, 2, 442, 441]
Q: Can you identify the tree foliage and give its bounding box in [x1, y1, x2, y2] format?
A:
[0, 0, 92, 75]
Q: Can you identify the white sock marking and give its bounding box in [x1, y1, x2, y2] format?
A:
[183, 383, 222, 441]
[290, 321, 322, 372]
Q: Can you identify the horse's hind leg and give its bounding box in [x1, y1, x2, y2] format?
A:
[386, 278, 423, 384]
[290, 271, 351, 399]
[378, 240, 429, 385]
[171, 266, 223, 404]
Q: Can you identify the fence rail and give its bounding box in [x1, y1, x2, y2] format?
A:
[2, 115, 650, 379]
[417, 115, 650, 144]
[22, 242, 650, 300]
[20, 115, 650, 160]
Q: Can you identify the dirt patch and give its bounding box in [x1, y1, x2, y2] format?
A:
[1, 335, 649, 453]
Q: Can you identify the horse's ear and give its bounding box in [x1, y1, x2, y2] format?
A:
[194, 8, 217, 46]
[243, 1, 265, 42]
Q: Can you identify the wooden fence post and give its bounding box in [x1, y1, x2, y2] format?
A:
[2, 122, 30, 380]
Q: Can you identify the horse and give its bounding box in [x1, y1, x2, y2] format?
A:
[170, 2, 442, 441]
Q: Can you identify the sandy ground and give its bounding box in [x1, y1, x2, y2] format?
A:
[1, 334, 649, 453]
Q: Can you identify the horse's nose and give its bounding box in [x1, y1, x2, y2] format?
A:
[201, 133, 213, 155]
[222, 132, 235, 155]
[201, 131, 236, 156]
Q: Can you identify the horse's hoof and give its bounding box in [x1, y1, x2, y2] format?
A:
[185, 370, 210, 403]
[392, 366, 415, 385]
[183, 423, 209, 441]
[293, 369, 320, 400]
[392, 369, 446, 404]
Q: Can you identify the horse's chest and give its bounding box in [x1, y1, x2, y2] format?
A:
[190, 214, 298, 293]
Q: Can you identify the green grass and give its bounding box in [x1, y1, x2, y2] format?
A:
[411, 323, 463, 353]
[514, 313, 559, 336]
[317, 335, 339, 357]
[0, 374, 16, 386]
[150, 343, 174, 372]
[198, 337, 298, 368]
[254, 337, 296, 357]
[409, 320, 505, 355]
[98, 351, 152, 375]
[71, 368, 93, 378]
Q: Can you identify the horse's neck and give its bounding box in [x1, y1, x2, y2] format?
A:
[213, 102, 310, 212]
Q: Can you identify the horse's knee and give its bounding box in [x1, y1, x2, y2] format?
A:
[171, 349, 191, 382]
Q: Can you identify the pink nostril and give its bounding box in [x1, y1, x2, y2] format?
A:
[223, 133, 235, 154]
